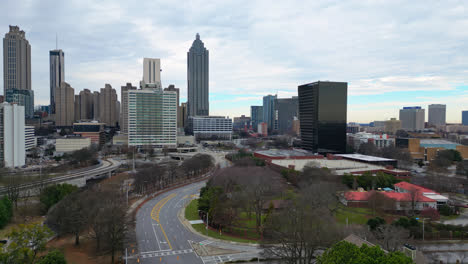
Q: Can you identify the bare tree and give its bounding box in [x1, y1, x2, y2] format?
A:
[46, 191, 89, 245]
[262, 185, 342, 264]
[373, 224, 411, 252]
[408, 187, 421, 216]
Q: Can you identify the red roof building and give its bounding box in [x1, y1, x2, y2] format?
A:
[393, 182, 437, 194]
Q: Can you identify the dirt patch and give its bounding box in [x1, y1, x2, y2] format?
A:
[48, 235, 120, 264]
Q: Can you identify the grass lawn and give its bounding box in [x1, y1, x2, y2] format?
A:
[335, 205, 372, 225]
[185, 199, 200, 221]
[192, 224, 258, 244]
[185, 200, 260, 243]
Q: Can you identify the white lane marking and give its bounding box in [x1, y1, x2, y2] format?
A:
[151, 220, 162, 251]
[140, 249, 172, 254]
[140, 249, 194, 259]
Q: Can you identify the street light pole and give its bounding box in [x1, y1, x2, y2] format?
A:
[132, 147, 136, 173]
[422, 218, 425, 241]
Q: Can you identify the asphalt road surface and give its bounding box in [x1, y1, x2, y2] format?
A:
[133, 180, 261, 264]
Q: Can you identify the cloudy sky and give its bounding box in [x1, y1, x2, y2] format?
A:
[1, 0, 467, 123]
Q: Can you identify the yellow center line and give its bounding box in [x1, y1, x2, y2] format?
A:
[150, 193, 177, 250]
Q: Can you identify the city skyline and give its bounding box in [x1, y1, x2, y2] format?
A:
[0, 1, 467, 123]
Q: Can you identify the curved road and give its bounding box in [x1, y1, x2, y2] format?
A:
[133, 150, 260, 264]
[134, 181, 261, 264]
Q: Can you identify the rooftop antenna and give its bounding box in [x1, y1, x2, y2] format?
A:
[55, 33, 58, 49]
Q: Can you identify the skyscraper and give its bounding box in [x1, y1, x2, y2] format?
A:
[120, 83, 136, 134]
[3, 26, 31, 95]
[275, 97, 298, 134]
[462, 111, 468, 126]
[263, 95, 277, 131]
[49, 49, 64, 114]
[142, 58, 161, 88]
[187, 33, 209, 117]
[3, 26, 33, 119]
[298, 81, 347, 153]
[250, 106, 263, 132]
[399, 107, 425, 131]
[428, 104, 446, 126]
[78, 89, 93, 120]
[99, 84, 118, 127]
[55, 82, 75, 127]
[93, 91, 100, 120]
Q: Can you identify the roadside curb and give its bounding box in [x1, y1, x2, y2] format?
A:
[178, 201, 261, 248]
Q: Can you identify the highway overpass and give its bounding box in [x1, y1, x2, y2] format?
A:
[0, 158, 121, 197]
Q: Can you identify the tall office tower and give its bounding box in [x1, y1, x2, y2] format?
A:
[399, 106, 425, 131]
[79, 89, 93, 120]
[99, 84, 118, 127]
[250, 106, 263, 132]
[93, 91, 100, 120]
[463, 111, 468, 126]
[0, 103, 26, 167]
[5, 89, 34, 118]
[179, 102, 187, 129]
[127, 85, 177, 147]
[187, 33, 209, 117]
[74, 95, 80, 121]
[142, 58, 161, 88]
[3, 26, 31, 95]
[298, 81, 347, 153]
[262, 95, 277, 131]
[428, 104, 446, 126]
[120, 83, 136, 134]
[49, 49, 64, 114]
[55, 82, 75, 127]
[275, 97, 298, 134]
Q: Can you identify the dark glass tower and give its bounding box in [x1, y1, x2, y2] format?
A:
[298, 81, 347, 153]
[49, 49, 64, 114]
[187, 33, 209, 117]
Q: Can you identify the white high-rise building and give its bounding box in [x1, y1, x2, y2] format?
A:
[142, 58, 161, 88]
[0, 103, 25, 167]
[428, 104, 446, 126]
[127, 84, 177, 147]
[399, 106, 425, 131]
[188, 116, 233, 140]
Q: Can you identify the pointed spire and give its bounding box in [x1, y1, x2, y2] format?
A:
[196, 33, 200, 40]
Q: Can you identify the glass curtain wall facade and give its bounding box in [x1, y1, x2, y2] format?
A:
[263, 95, 277, 131]
[250, 106, 263, 131]
[298, 81, 347, 153]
